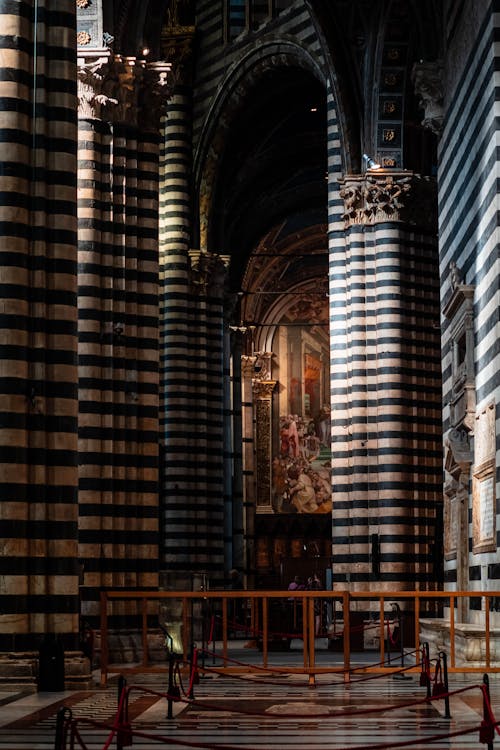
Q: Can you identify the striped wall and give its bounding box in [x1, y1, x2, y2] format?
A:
[77, 56, 161, 629]
[0, 0, 79, 651]
[439, 1, 500, 600]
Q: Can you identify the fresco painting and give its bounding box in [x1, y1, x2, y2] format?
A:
[272, 411, 332, 514]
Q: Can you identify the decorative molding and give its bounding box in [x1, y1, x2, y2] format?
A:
[77, 30, 91, 46]
[411, 60, 444, 135]
[253, 380, 276, 513]
[443, 277, 475, 433]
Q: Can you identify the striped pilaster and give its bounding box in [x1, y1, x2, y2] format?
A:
[332, 174, 442, 591]
[0, 0, 79, 651]
[77, 56, 161, 628]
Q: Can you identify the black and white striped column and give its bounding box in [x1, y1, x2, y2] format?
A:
[0, 1, 80, 663]
[332, 173, 442, 591]
[77, 55, 165, 629]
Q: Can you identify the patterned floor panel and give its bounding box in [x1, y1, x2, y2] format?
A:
[0, 668, 497, 749]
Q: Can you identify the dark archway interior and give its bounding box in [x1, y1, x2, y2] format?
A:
[208, 68, 328, 294]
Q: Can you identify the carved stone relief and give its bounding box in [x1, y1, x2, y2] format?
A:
[411, 60, 444, 135]
[442, 271, 475, 433]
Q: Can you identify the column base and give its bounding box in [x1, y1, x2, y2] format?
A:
[0, 651, 93, 691]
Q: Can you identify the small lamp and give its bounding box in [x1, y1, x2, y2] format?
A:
[363, 153, 381, 171]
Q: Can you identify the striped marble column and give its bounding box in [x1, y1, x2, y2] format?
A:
[0, 0, 82, 683]
[332, 172, 442, 592]
[157, 30, 228, 587]
[158, 81, 196, 588]
[77, 54, 167, 630]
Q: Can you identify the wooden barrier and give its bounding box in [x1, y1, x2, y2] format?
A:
[99, 589, 500, 686]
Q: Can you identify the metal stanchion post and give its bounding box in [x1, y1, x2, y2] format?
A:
[167, 652, 174, 720]
[420, 642, 431, 698]
[392, 602, 411, 680]
[53, 706, 72, 750]
[187, 643, 196, 700]
[386, 611, 392, 665]
[439, 650, 451, 719]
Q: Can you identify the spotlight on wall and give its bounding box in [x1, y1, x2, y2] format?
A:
[363, 153, 381, 171]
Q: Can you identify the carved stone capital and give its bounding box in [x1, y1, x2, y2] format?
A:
[107, 56, 145, 125]
[339, 172, 436, 229]
[160, 23, 195, 85]
[252, 352, 273, 382]
[239, 352, 273, 381]
[189, 250, 230, 295]
[411, 60, 444, 136]
[78, 54, 148, 125]
[77, 50, 113, 119]
[252, 380, 276, 400]
[139, 62, 172, 131]
[241, 354, 257, 378]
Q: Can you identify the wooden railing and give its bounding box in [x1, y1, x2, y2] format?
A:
[99, 589, 500, 686]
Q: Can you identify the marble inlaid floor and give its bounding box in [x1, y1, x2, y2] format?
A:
[0, 655, 497, 749]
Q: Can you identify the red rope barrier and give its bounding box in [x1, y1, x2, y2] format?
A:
[68, 720, 88, 750]
[59, 678, 500, 750]
[99, 681, 131, 750]
[208, 615, 215, 644]
[480, 681, 500, 738]
[212, 612, 398, 642]
[197, 643, 419, 682]
[64, 710, 495, 750]
[97, 677, 488, 722]
[188, 647, 199, 695]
